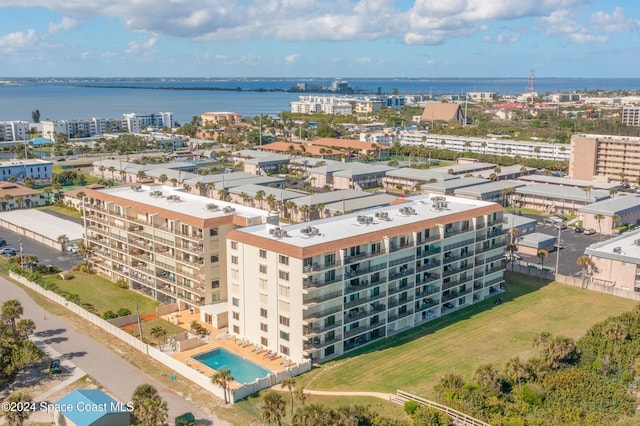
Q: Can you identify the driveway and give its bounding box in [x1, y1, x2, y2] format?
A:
[0, 277, 227, 425]
[0, 225, 79, 271]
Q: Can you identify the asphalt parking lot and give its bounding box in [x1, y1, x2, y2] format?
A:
[512, 214, 604, 277]
[0, 227, 79, 271]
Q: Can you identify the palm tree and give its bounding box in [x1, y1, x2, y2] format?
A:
[281, 377, 296, 415]
[506, 243, 518, 272]
[131, 384, 169, 426]
[183, 184, 192, 193]
[3, 392, 33, 426]
[294, 387, 308, 407]
[576, 255, 593, 287]
[594, 213, 604, 236]
[266, 194, 277, 211]
[299, 204, 311, 223]
[15, 196, 24, 209]
[195, 181, 205, 196]
[108, 166, 116, 180]
[136, 171, 147, 181]
[150, 326, 167, 350]
[23, 254, 38, 271]
[488, 173, 498, 182]
[609, 187, 618, 197]
[315, 203, 325, 219]
[2, 299, 23, 332]
[170, 177, 178, 187]
[261, 390, 286, 426]
[212, 368, 234, 404]
[292, 403, 334, 426]
[42, 186, 53, 203]
[16, 318, 36, 340]
[206, 182, 215, 198]
[611, 214, 620, 229]
[537, 249, 549, 276]
[158, 174, 168, 185]
[77, 240, 92, 271]
[255, 190, 266, 209]
[501, 187, 516, 207]
[57, 234, 69, 252]
[582, 185, 593, 203]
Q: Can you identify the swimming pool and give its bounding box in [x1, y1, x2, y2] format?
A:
[193, 347, 271, 384]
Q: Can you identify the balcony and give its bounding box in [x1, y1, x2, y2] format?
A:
[344, 291, 387, 310]
[344, 324, 376, 339]
[304, 260, 343, 274]
[388, 309, 414, 322]
[344, 280, 373, 295]
[389, 255, 416, 267]
[304, 290, 343, 305]
[304, 320, 343, 337]
[443, 238, 475, 251]
[304, 305, 343, 321]
[303, 334, 342, 351]
[388, 296, 413, 308]
[415, 286, 439, 298]
[344, 262, 387, 279]
[418, 273, 441, 284]
[390, 240, 413, 253]
[388, 268, 414, 280]
[388, 284, 411, 296]
[345, 304, 385, 322]
[344, 250, 385, 264]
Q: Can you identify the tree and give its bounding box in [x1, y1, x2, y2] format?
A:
[212, 368, 234, 404]
[576, 255, 594, 288]
[411, 405, 452, 426]
[299, 204, 311, 222]
[594, 213, 604, 236]
[77, 240, 92, 271]
[57, 234, 69, 252]
[611, 213, 620, 228]
[261, 390, 286, 426]
[255, 190, 266, 209]
[582, 185, 593, 203]
[1, 299, 23, 332]
[281, 376, 296, 415]
[150, 326, 167, 350]
[3, 392, 33, 426]
[537, 249, 549, 275]
[294, 387, 307, 407]
[15, 318, 35, 340]
[158, 174, 168, 185]
[501, 187, 516, 207]
[131, 384, 169, 426]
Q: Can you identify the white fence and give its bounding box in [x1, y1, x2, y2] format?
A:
[394, 390, 491, 426]
[9, 272, 311, 402]
[555, 273, 640, 301]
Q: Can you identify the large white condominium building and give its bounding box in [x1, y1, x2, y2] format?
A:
[226, 194, 506, 364]
[83, 184, 278, 327]
[0, 121, 29, 143]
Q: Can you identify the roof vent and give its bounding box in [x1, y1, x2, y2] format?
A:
[205, 203, 219, 211]
[613, 246, 622, 253]
[223, 206, 235, 214]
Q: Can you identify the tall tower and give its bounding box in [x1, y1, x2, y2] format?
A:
[527, 70, 535, 93]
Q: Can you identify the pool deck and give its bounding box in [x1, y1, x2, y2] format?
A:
[162, 310, 293, 388]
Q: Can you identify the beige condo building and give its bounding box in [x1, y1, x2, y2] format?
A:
[83, 184, 277, 326]
[569, 134, 640, 182]
[226, 195, 506, 364]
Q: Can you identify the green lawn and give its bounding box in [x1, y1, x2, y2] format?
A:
[302, 273, 638, 398]
[126, 317, 186, 342]
[36, 205, 83, 219]
[40, 272, 160, 316]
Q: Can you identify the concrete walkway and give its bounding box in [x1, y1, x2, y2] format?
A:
[272, 384, 394, 402]
[0, 276, 228, 425]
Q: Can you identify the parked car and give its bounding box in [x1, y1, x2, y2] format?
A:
[543, 217, 559, 225]
[0, 238, 6, 247]
[556, 223, 568, 230]
[1, 247, 16, 256]
[511, 210, 522, 216]
[574, 227, 584, 233]
[66, 243, 79, 253]
[584, 228, 597, 235]
[553, 214, 568, 221]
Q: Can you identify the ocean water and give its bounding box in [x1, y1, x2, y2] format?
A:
[1, 78, 639, 124]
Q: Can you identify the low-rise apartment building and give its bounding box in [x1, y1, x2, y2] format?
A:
[226, 195, 506, 363]
[0, 159, 52, 182]
[584, 229, 640, 293]
[579, 195, 640, 236]
[0, 121, 29, 142]
[83, 184, 278, 327]
[0, 182, 46, 210]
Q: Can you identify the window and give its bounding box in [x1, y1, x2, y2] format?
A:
[211, 293, 220, 302]
[279, 316, 290, 327]
[259, 278, 268, 290]
[279, 270, 290, 281]
[261, 337, 268, 346]
[231, 255, 238, 265]
[280, 345, 290, 356]
[279, 285, 290, 298]
[230, 241, 238, 250]
[280, 331, 289, 341]
[233, 325, 240, 334]
[211, 254, 219, 263]
[325, 345, 335, 356]
[259, 264, 267, 274]
[232, 297, 239, 307]
[211, 280, 219, 289]
[232, 312, 240, 320]
[210, 228, 219, 236]
[259, 249, 267, 259]
[260, 323, 268, 332]
[279, 255, 289, 265]
[260, 308, 268, 318]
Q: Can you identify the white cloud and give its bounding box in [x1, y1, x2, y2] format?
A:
[124, 37, 158, 54]
[48, 17, 78, 34]
[0, 30, 39, 53]
[285, 54, 300, 64]
[356, 57, 372, 64]
[0, 0, 630, 48]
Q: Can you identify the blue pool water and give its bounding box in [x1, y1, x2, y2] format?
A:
[193, 348, 271, 384]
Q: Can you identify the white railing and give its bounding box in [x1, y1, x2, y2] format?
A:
[393, 390, 492, 426]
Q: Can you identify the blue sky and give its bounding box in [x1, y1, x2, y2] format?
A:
[0, 1, 639, 78]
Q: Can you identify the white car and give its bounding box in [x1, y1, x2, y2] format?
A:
[66, 244, 79, 253]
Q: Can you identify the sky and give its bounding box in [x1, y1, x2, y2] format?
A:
[0, 1, 639, 78]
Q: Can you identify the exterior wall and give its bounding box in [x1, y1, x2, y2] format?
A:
[0, 160, 52, 181]
[517, 241, 555, 256]
[589, 256, 638, 290]
[228, 209, 507, 364]
[201, 112, 241, 126]
[569, 134, 640, 182]
[581, 209, 640, 236]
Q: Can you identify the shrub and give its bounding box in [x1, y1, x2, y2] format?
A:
[117, 308, 132, 317]
[102, 310, 118, 320]
[116, 279, 129, 289]
[521, 383, 545, 406]
[404, 400, 420, 415]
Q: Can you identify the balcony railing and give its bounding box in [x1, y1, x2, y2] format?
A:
[344, 250, 386, 264]
[344, 291, 387, 310]
[304, 320, 343, 337]
[388, 296, 414, 308]
[304, 260, 343, 274]
[303, 335, 342, 351]
[388, 309, 414, 322]
[304, 305, 343, 321]
[304, 290, 343, 305]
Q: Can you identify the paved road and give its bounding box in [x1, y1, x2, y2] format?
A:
[1, 276, 227, 425]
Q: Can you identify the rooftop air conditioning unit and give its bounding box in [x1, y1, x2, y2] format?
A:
[205, 203, 218, 211]
[357, 215, 366, 223]
[635, 239, 640, 246]
[312, 227, 320, 234]
[375, 212, 380, 218]
[613, 247, 622, 253]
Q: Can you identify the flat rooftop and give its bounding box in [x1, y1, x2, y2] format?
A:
[518, 174, 618, 190]
[516, 184, 610, 203]
[585, 229, 640, 263]
[92, 184, 272, 221]
[0, 210, 83, 242]
[233, 194, 499, 248]
[579, 195, 640, 216]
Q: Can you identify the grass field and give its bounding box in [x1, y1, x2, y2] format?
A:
[40, 272, 160, 316]
[301, 273, 638, 398]
[36, 204, 83, 219]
